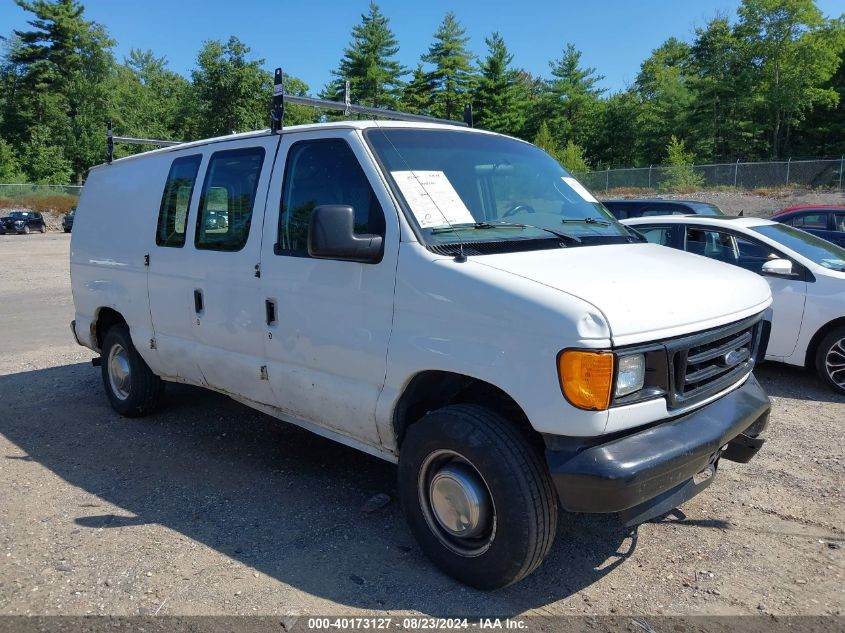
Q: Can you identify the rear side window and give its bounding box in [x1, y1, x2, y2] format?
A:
[790, 212, 828, 230]
[835, 214, 845, 232]
[639, 226, 673, 245]
[277, 139, 384, 257]
[156, 155, 202, 247]
[195, 147, 265, 252]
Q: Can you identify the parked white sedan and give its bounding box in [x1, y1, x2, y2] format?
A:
[623, 215, 845, 393]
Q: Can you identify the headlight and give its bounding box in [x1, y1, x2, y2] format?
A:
[615, 353, 645, 397]
[558, 350, 614, 410]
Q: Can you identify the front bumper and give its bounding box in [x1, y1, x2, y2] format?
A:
[545, 374, 770, 524]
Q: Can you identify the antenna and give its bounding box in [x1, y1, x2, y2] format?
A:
[270, 68, 468, 129]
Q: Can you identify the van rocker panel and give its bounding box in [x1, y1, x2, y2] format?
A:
[546, 374, 770, 516]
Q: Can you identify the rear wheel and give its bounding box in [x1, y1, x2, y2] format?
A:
[23, 225, 30, 235]
[398, 404, 558, 589]
[816, 326, 845, 394]
[100, 324, 165, 416]
[39, 223, 46, 233]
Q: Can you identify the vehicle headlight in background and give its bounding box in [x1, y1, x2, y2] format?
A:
[558, 350, 614, 410]
[615, 353, 645, 397]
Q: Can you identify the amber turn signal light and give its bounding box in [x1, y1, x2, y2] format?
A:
[558, 350, 614, 410]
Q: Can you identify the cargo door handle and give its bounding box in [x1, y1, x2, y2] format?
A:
[194, 289, 204, 314]
[265, 298, 277, 326]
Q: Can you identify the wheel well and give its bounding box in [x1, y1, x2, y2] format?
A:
[393, 371, 541, 451]
[93, 308, 126, 350]
[805, 317, 845, 371]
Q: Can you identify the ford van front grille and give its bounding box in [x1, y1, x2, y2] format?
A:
[667, 315, 763, 409]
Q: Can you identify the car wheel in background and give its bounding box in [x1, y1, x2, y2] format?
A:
[397, 404, 558, 589]
[23, 225, 30, 234]
[100, 323, 165, 417]
[816, 326, 845, 394]
[39, 224, 46, 233]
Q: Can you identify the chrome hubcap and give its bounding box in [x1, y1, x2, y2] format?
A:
[825, 337, 845, 388]
[108, 344, 131, 400]
[419, 450, 495, 556]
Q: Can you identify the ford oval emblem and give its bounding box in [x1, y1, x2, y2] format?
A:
[723, 349, 745, 366]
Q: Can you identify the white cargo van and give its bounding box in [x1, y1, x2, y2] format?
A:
[71, 97, 773, 589]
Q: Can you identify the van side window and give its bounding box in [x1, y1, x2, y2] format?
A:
[156, 155, 202, 247]
[195, 147, 265, 252]
[277, 140, 385, 257]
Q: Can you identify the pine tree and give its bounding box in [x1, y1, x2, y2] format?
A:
[533, 121, 561, 162]
[423, 12, 476, 120]
[11, 0, 115, 183]
[325, 2, 404, 109]
[542, 43, 605, 148]
[400, 64, 436, 114]
[473, 33, 525, 136]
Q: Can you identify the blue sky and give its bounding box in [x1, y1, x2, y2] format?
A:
[2, 0, 843, 94]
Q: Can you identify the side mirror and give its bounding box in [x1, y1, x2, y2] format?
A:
[308, 205, 383, 264]
[761, 258, 793, 277]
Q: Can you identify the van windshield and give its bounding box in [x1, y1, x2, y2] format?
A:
[365, 129, 633, 249]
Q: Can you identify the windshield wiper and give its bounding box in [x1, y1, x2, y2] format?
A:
[431, 221, 581, 244]
[560, 217, 611, 226]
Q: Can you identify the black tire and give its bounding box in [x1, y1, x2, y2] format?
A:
[398, 404, 558, 589]
[100, 323, 165, 417]
[63, 228, 71, 233]
[39, 224, 46, 233]
[23, 225, 30, 235]
[815, 326, 845, 394]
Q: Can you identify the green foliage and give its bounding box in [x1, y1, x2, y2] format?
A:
[541, 44, 604, 148]
[737, 0, 845, 157]
[400, 64, 436, 114]
[1, 0, 844, 186]
[190, 36, 271, 138]
[473, 33, 526, 135]
[21, 126, 72, 183]
[532, 121, 561, 162]
[634, 38, 696, 164]
[559, 140, 590, 174]
[422, 12, 476, 119]
[324, 2, 404, 109]
[660, 136, 705, 191]
[0, 138, 25, 182]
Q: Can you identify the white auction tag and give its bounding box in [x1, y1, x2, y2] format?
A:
[391, 171, 475, 228]
[562, 176, 599, 203]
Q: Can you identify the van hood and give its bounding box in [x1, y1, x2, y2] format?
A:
[472, 243, 772, 346]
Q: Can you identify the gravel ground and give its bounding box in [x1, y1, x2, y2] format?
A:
[0, 233, 843, 618]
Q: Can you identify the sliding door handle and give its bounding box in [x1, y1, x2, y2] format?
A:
[265, 298, 277, 326]
[194, 289, 204, 314]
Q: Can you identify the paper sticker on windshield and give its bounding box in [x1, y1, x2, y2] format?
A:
[562, 177, 599, 203]
[391, 171, 475, 228]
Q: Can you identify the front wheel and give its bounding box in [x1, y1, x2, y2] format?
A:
[100, 324, 165, 416]
[816, 326, 845, 394]
[22, 225, 30, 235]
[398, 404, 558, 589]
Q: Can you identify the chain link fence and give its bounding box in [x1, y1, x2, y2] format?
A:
[577, 158, 845, 193]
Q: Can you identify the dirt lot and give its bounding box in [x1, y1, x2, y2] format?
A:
[0, 233, 843, 618]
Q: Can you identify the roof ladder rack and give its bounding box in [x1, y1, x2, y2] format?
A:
[107, 121, 183, 163]
[270, 68, 473, 132]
